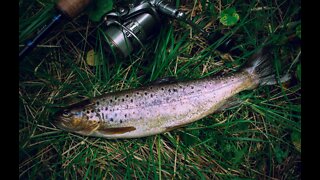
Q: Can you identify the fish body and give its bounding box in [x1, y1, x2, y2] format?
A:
[54, 48, 287, 138]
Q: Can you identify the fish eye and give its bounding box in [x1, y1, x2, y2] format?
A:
[62, 110, 72, 117]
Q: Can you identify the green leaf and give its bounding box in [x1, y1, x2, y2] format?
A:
[296, 24, 301, 39]
[274, 145, 288, 163]
[296, 63, 301, 81]
[87, 0, 114, 22]
[219, 7, 240, 26]
[291, 130, 301, 152]
[233, 147, 247, 166]
[208, 3, 216, 16]
[181, 130, 199, 146]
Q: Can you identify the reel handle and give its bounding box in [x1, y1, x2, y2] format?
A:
[154, 0, 209, 37]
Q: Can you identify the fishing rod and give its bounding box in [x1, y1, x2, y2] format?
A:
[19, 0, 92, 60]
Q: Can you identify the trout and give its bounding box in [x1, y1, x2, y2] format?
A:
[53, 47, 289, 138]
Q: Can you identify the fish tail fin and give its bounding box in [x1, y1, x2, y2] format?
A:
[244, 46, 291, 87]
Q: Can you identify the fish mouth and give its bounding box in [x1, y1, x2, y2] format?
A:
[52, 117, 73, 131]
[54, 121, 77, 132]
[52, 119, 65, 128]
[53, 115, 89, 132]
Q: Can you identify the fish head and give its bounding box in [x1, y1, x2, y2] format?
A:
[53, 108, 89, 132]
[52, 99, 138, 138]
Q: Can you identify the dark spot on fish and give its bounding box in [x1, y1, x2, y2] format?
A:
[126, 95, 129, 97]
[96, 101, 100, 105]
[122, 99, 124, 102]
[91, 109, 94, 113]
[105, 107, 108, 111]
[126, 105, 129, 108]
[161, 88, 164, 90]
[168, 89, 171, 92]
[98, 121, 100, 123]
[131, 99, 133, 103]
[150, 94, 153, 98]
[97, 109, 100, 112]
[173, 89, 178, 92]
[191, 86, 194, 89]
[145, 92, 148, 95]
[120, 120, 123, 123]
[90, 116, 93, 118]
[115, 97, 117, 101]
[150, 87, 153, 89]
[110, 118, 114, 122]
[179, 85, 182, 88]
[125, 114, 127, 118]
[137, 92, 139, 95]
[110, 99, 113, 103]
[87, 110, 90, 114]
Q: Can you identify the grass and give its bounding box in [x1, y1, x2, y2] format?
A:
[19, 0, 301, 179]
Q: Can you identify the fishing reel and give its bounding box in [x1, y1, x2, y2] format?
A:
[19, 0, 235, 61]
[102, 0, 206, 58]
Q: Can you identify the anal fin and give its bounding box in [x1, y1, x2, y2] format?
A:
[165, 124, 188, 132]
[217, 96, 243, 112]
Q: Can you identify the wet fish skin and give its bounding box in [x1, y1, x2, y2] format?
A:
[54, 47, 285, 139]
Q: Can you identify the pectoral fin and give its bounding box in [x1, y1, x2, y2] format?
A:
[98, 126, 136, 135]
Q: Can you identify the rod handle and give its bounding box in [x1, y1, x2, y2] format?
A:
[56, 0, 92, 19]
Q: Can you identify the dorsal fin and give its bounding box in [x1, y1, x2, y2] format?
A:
[150, 76, 178, 85]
